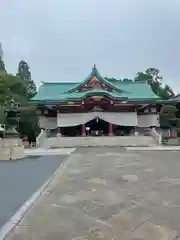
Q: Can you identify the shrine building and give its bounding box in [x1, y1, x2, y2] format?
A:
[31, 65, 162, 137]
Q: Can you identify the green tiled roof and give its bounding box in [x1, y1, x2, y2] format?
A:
[112, 81, 158, 99]
[31, 65, 160, 103]
[157, 94, 180, 104]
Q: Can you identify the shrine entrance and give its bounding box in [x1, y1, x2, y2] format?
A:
[85, 118, 109, 136]
[57, 112, 137, 137]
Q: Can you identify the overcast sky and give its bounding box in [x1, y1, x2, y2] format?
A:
[0, 0, 180, 91]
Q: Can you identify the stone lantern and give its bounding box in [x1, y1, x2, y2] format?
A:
[5, 100, 20, 138]
[1, 99, 25, 160]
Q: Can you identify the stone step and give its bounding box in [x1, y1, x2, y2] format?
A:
[42, 136, 157, 148]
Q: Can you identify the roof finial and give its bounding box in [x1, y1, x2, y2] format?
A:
[92, 64, 97, 72]
[92, 64, 98, 76]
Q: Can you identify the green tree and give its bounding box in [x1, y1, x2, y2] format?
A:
[0, 73, 27, 106]
[0, 44, 6, 73]
[16, 61, 40, 142]
[159, 105, 180, 134]
[0, 72, 27, 127]
[134, 68, 162, 84]
[0, 69, 40, 142]
[17, 60, 36, 99]
[0, 58, 6, 73]
[159, 105, 177, 129]
[0, 106, 5, 124]
[134, 72, 150, 82]
[17, 109, 40, 143]
[145, 68, 162, 82]
[134, 68, 175, 99]
[161, 85, 175, 98]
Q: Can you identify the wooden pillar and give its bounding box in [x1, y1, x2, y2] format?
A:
[81, 124, 86, 137]
[108, 123, 113, 136]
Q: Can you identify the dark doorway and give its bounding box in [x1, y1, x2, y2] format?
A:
[114, 125, 134, 136]
[61, 125, 81, 137]
[85, 118, 109, 136]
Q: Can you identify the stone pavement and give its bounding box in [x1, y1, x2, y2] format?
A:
[6, 148, 180, 240]
[43, 136, 156, 148]
[126, 146, 180, 151]
[24, 148, 76, 156]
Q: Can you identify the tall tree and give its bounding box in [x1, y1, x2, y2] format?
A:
[134, 72, 151, 82]
[134, 68, 175, 99]
[0, 59, 6, 73]
[17, 108, 40, 143]
[0, 53, 40, 142]
[0, 73, 27, 106]
[0, 70, 40, 142]
[0, 106, 5, 124]
[17, 60, 36, 99]
[17, 61, 40, 142]
[135, 68, 162, 84]
[0, 72, 27, 129]
[0, 43, 6, 73]
[159, 105, 177, 129]
[159, 105, 180, 139]
[145, 68, 162, 82]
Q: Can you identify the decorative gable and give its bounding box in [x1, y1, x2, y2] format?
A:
[68, 64, 124, 94]
[78, 76, 113, 92]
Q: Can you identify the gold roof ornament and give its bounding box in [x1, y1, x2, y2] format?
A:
[91, 76, 97, 82]
[91, 96, 103, 100]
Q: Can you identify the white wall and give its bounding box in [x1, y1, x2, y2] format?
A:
[138, 114, 159, 127]
[39, 116, 57, 129]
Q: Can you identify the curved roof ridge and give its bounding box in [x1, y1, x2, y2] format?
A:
[42, 81, 78, 84]
[67, 64, 125, 93]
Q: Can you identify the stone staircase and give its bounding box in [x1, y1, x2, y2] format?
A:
[41, 136, 157, 148]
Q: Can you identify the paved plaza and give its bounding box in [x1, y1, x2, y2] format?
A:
[5, 148, 180, 240]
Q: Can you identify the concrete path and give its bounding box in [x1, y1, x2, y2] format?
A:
[5, 148, 180, 240]
[126, 146, 180, 151]
[0, 155, 67, 233]
[24, 148, 76, 156]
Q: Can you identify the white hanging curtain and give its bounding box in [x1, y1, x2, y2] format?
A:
[57, 112, 98, 127]
[57, 112, 137, 127]
[39, 116, 57, 129]
[138, 114, 159, 127]
[98, 112, 137, 126]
